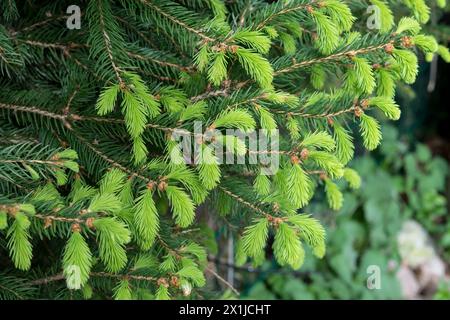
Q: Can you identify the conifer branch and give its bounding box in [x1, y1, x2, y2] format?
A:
[190, 88, 229, 102]
[34, 214, 84, 225]
[20, 40, 86, 52]
[218, 186, 272, 218]
[10, 15, 69, 36]
[137, 0, 215, 43]
[275, 104, 357, 118]
[94, 0, 125, 85]
[0, 101, 187, 136]
[28, 272, 158, 286]
[127, 51, 193, 72]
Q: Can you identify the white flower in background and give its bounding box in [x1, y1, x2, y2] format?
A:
[396, 220, 446, 299]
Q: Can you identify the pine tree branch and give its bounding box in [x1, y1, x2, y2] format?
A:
[34, 214, 85, 224]
[218, 186, 273, 218]
[0, 47, 15, 66]
[274, 42, 394, 75]
[0, 101, 188, 135]
[0, 204, 96, 225]
[127, 51, 193, 72]
[20, 40, 86, 52]
[205, 266, 239, 295]
[190, 88, 229, 102]
[28, 272, 157, 286]
[95, 0, 125, 86]
[0, 102, 72, 128]
[0, 176, 27, 190]
[27, 274, 65, 286]
[274, 104, 357, 117]
[116, 15, 189, 60]
[0, 159, 63, 165]
[0, 282, 25, 299]
[115, 15, 155, 48]
[70, 131, 169, 189]
[70, 131, 135, 175]
[69, 54, 109, 84]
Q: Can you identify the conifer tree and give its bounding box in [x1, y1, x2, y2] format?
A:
[0, 0, 448, 299]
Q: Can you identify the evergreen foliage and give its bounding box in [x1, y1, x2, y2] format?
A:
[0, 0, 448, 299]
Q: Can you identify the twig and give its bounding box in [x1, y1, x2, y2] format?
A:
[205, 266, 240, 296]
[28, 272, 157, 286]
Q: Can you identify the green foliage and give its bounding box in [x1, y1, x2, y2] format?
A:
[324, 178, 344, 211]
[367, 97, 401, 121]
[348, 57, 376, 94]
[0, 0, 448, 300]
[287, 163, 313, 208]
[93, 218, 131, 273]
[7, 213, 32, 271]
[235, 48, 274, 89]
[231, 30, 272, 54]
[392, 49, 419, 84]
[301, 131, 336, 152]
[134, 188, 159, 250]
[273, 223, 305, 270]
[208, 52, 228, 86]
[113, 280, 132, 300]
[63, 231, 93, 290]
[166, 185, 195, 227]
[333, 123, 354, 165]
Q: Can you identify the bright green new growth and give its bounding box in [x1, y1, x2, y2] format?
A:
[0, 0, 448, 300]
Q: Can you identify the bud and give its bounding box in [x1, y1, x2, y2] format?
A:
[158, 179, 168, 192]
[85, 217, 95, 229]
[290, 155, 300, 164]
[300, 148, 309, 160]
[44, 217, 53, 229]
[71, 223, 81, 233]
[384, 43, 395, 54]
[354, 107, 363, 118]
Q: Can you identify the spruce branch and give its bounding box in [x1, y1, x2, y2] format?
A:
[218, 186, 273, 218]
[10, 15, 69, 36]
[127, 51, 193, 72]
[0, 0, 445, 298]
[97, 2, 123, 84]
[28, 272, 158, 286]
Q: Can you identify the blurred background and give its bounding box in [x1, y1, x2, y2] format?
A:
[210, 7, 450, 300]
